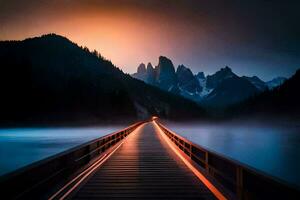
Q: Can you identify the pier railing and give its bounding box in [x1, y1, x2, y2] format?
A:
[157, 121, 300, 200]
[0, 121, 144, 199]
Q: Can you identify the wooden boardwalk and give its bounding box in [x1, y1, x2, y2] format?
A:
[70, 122, 216, 200]
[1, 120, 299, 199]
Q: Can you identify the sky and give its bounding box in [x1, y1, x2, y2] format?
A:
[0, 0, 299, 80]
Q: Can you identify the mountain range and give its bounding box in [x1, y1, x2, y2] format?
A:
[0, 34, 296, 125]
[0, 34, 206, 125]
[229, 69, 300, 118]
[132, 57, 287, 107]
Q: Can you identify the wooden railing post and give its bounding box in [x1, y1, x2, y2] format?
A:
[237, 166, 243, 200]
[205, 151, 209, 171]
[189, 143, 192, 158]
[156, 122, 300, 200]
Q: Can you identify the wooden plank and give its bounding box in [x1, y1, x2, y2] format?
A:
[70, 122, 216, 200]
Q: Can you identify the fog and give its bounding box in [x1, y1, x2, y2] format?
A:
[0, 126, 122, 176]
[164, 119, 300, 188]
[1, 120, 299, 188]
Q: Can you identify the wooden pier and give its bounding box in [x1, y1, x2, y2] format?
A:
[1, 120, 299, 200]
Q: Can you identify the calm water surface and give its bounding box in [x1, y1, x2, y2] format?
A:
[0, 126, 122, 176]
[167, 121, 300, 188]
[0, 122, 299, 188]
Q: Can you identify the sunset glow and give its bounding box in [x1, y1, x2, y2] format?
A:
[1, 0, 299, 79]
[1, 1, 299, 199]
[0, 1, 205, 74]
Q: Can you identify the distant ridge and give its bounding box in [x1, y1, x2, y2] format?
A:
[132, 57, 287, 107]
[229, 69, 300, 117]
[0, 34, 207, 126]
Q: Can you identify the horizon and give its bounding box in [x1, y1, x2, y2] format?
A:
[1, 32, 295, 82]
[1, 0, 299, 80]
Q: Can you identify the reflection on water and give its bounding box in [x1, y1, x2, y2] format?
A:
[167, 121, 300, 188]
[0, 127, 122, 176]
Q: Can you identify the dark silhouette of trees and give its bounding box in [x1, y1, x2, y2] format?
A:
[0, 34, 206, 126]
[228, 69, 300, 118]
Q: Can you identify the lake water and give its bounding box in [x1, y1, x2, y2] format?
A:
[0, 122, 299, 188]
[166, 121, 300, 188]
[0, 126, 122, 176]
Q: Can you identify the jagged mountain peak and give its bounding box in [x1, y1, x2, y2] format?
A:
[204, 76, 259, 106]
[131, 58, 288, 107]
[146, 62, 156, 85]
[146, 62, 154, 70]
[208, 66, 236, 80]
[155, 56, 177, 91]
[221, 66, 232, 72]
[177, 64, 191, 73]
[206, 66, 237, 89]
[156, 56, 176, 77]
[176, 64, 202, 95]
[159, 55, 171, 61]
[137, 63, 146, 74]
[176, 65, 195, 81]
[217, 66, 235, 76]
[0, 34, 207, 123]
[157, 56, 176, 72]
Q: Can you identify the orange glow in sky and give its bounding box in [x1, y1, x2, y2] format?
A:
[1, 0, 298, 79]
[0, 3, 204, 73]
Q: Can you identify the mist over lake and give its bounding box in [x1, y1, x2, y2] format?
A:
[1, 1, 300, 198]
[165, 120, 300, 188]
[0, 126, 122, 176]
[1, 121, 300, 189]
